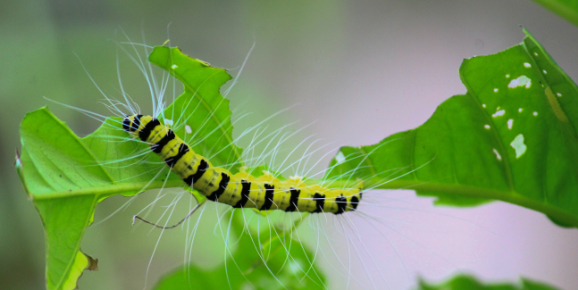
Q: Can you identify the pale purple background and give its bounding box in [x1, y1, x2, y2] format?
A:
[1, 1, 577, 289]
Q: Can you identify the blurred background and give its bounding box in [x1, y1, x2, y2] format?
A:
[1, 0, 578, 289]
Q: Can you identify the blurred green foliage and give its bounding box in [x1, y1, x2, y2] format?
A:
[153, 212, 325, 290]
[417, 274, 558, 290]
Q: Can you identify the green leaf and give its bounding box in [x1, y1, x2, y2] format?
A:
[530, 0, 578, 27]
[416, 274, 559, 290]
[17, 108, 103, 290]
[152, 211, 325, 290]
[16, 47, 240, 290]
[323, 29, 578, 228]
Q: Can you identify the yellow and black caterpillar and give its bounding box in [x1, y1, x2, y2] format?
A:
[123, 114, 363, 214]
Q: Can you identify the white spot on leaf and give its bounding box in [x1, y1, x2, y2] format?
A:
[185, 125, 192, 134]
[543, 70, 547, 74]
[482, 104, 486, 108]
[508, 75, 532, 89]
[171, 64, 178, 70]
[336, 151, 346, 164]
[518, 108, 523, 113]
[524, 62, 531, 68]
[494, 88, 498, 93]
[510, 134, 527, 159]
[506, 74, 510, 78]
[165, 119, 174, 126]
[493, 148, 502, 161]
[484, 124, 490, 130]
[533, 111, 538, 116]
[534, 52, 538, 56]
[557, 92, 562, 97]
[492, 109, 505, 118]
[507, 119, 513, 129]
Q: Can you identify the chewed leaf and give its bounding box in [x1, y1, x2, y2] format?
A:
[417, 274, 559, 290]
[148, 46, 244, 172]
[326, 29, 578, 228]
[61, 251, 98, 290]
[16, 48, 239, 289]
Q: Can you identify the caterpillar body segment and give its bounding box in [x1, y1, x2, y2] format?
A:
[123, 114, 363, 214]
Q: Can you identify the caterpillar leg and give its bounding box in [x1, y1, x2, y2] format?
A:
[132, 193, 204, 229]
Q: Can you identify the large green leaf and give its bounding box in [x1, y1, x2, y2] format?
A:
[152, 212, 325, 290]
[16, 46, 240, 290]
[323, 29, 578, 228]
[531, 0, 578, 27]
[416, 274, 558, 290]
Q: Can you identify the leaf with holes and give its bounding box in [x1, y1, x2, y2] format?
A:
[326, 28, 578, 228]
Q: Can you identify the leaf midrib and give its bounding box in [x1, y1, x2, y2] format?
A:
[316, 178, 578, 227]
[31, 180, 184, 200]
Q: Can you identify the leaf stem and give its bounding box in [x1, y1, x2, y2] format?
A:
[310, 178, 578, 228]
[30, 180, 185, 200]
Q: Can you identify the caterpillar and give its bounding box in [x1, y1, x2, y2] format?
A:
[40, 39, 430, 290]
[21, 30, 523, 290]
[122, 114, 363, 214]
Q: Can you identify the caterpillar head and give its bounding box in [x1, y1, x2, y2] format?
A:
[122, 114, 143, 132]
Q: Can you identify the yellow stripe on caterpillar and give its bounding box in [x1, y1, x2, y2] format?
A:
[122, 114, 363, 214]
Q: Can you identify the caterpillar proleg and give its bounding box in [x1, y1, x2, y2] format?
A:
[123, 114, 363, 214]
